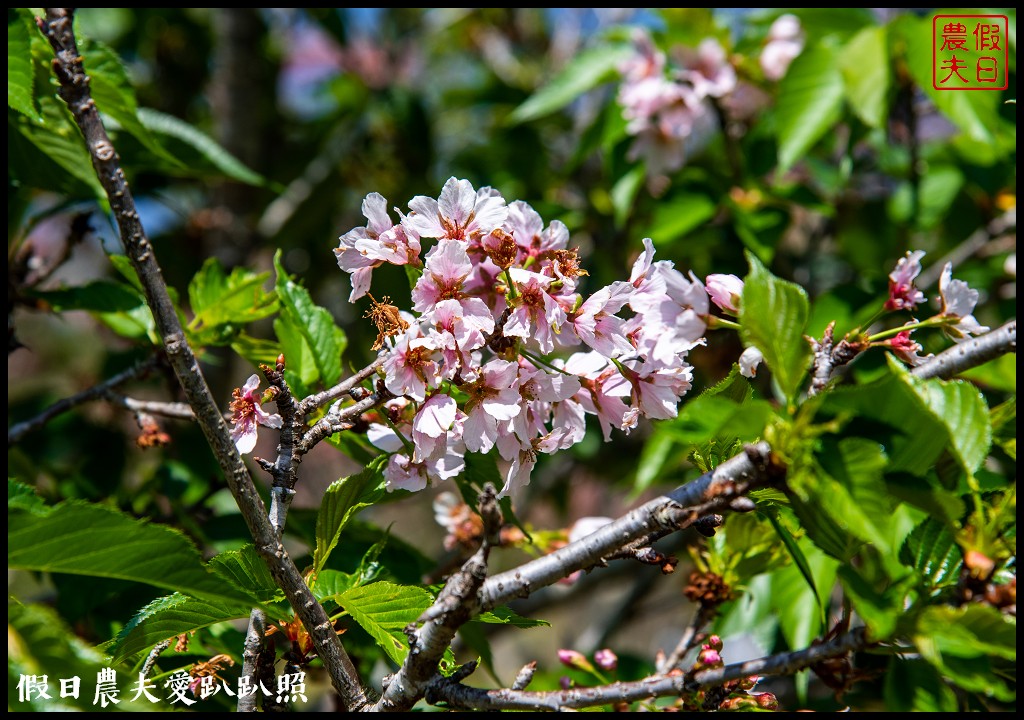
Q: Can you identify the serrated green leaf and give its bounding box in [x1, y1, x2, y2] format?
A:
[80, 38, 173, 165]
[776, 42, 846, 172]
[762, 506, 827, 629]
[137, 107, 271, 187]
[109, 592, 254, 666]
[8, 8, 40, 120]
[474, 606, 549, 628]
[231, 333, 284, 367]
[31, 280, 144, 313]
[8, 478, 47, 515]
[9, 96, 105, 200]
[739, 252, 811, 404]
[816, 437, 895, 554]
[313, 459, 386, 576]
[187, 257, 278, 346]
[836, 564, 904, 640]
[274, 250, 345, 388]
[839, 26, 889, 128]
[507, 44, 633, 125]
[899, 518, 963, 589]
[9, 500, 257, 605]
[913, 605, 1017, 702]
[336, 581, 434, 667]
[208, 544, 283, 605]
[786, 464, 858, 561]
[770, 540, 838, 652]
[892, 359, 991, 474]
[884, 658, 958, 712]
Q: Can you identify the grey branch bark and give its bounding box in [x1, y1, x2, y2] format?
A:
[8, 355, 158, 445]
[38, 9, 369, 710]
[911, 320, 1016, 380]
[478, 442, 783, 613]
[371, 486, 504, 712]
[429, 627, 869, 711]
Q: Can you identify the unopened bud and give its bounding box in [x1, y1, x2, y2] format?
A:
[557, 649, 594, 673]
[594, 648, 618, 671]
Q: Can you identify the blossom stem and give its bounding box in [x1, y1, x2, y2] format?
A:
[503, 268, 519, 300]
[382, 414, 417, 457]
[867, 317, 945, 342]
[706, 316, 741, 331]
[519, 348, 574, 376]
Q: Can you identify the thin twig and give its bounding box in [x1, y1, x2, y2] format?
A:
[8, 355, 159, 445]
[38, 9, 369, 709]
[103, 392, 202, 420]
[911, 320, 1016, 381]
[299, 355, 385, 415]
[238, 608, 267, 712]
[657, 603, 715, 674]
[428, 627, 869, 711]
[141, 639, 172, 678]
[297, 391, 390, 455]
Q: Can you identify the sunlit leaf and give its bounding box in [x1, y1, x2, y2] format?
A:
[776, 42, 846, 172]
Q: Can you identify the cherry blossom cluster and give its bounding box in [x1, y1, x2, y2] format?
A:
[615, 30, 736, 175]
[335, 177, 708, 496]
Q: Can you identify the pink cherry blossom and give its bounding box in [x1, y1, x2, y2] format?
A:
[229, 374, 283, 455]
[884, 250, 926, 311]
[885, 329, 930, 366]
[937, 263, 989, 341]
[504, 268, 567, 354]
[335, 193, 421, 301]
[760, 14, 804, 81]
[462, 359, 522, 454]
[404, 177, 507, 244]
[569, 283, 633, 358]
[682, 39, 737, 99]
[739, 346, 764, 378]
[411, 239, 475, 312]
[383, 330, 440, 402]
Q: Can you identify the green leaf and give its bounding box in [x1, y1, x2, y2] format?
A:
[8, 478, 47, 515]
[208, 544, 283, 605]
[762, 506, 827, 629]
[786, 464, 859, 561]
[9, 96, 106, 200]
[647, 193, 717, 247]
[474, 606, 549, 628]
[893, 359, 991, 475]
[884, 658, 958, 712]
[187, 257, 278, 346]
[9, 500, 257, 605]
[817, 437, 895, 554]
[137, 107, 271, 187]
[611, 165, 644, 228]
[839, 25, 890, 128]
[274, 250, 346, 388]
[109, 593, 254, 666]
[8, 8, 40, 120]
[335, 581, 434, 667]
[507, 43, 633, 125]
[231, 333, 284, 367]
[893, 14, 1000, 144]
[836, 564, 905, 640]
[634, 429, 675, 494]
[913, 605, 1017, 702]
[31, 280, 144, 313]
[739, 251, 811, 404]
[776, 42, 846, 172]
[888, 165, 964, 230]
[770, 541, 839, 652]
[80, 38, 172, 164]
[313, 460, 387, 576]
[899, 518, 963, 589]
[9, 598, 152, 711]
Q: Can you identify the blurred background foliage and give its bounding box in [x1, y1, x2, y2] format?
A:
[8, 7, 1016, 712]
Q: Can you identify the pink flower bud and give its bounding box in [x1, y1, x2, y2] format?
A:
[705, 274, 744, 314]
[705, 635, 723, 651]
[594, 648, 618, 671]
[557, 649, 592, 672]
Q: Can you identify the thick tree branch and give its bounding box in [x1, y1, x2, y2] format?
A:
[371, 486, 504, 712]
[8, 355, 159, 445]
[911, 320, 1016, 381]
[429, 627, 869, 711]
[478, 442, 783, 612]
[38, 9, 369, 710]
